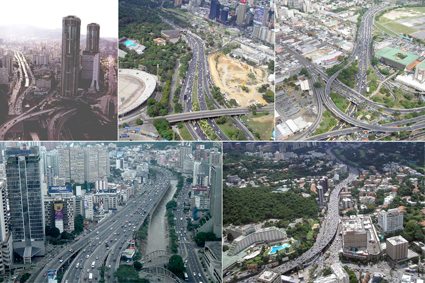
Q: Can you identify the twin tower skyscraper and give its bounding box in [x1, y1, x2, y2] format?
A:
[61, 16, 101, 97]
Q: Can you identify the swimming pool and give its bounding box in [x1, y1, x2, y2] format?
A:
[124, 39, 137, 47]
[269, 243, 291, 255]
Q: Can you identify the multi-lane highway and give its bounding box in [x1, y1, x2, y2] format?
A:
[282, 4, 425, 139]
[9, 51, 34, 116]
[272, 171, 357, 275]
[122, 15, 259, 141]
[30, 169, 174, 283]
[174, 183, 208, 283]
[228, 158, 359, 282]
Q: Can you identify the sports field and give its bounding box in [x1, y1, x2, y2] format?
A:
[376, 7, 425, 38]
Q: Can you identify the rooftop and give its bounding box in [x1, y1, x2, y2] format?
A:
[387, 235, 408, 245]
[376, 47, 419, 66]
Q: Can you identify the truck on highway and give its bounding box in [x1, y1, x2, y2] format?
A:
[91, 261, 96, 268]
[89, 273, 93, 281]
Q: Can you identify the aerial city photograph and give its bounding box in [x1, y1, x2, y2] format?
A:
[0, 0, 118, 141]
[275, 0, 425, 141]
[223, 142, 425, 282]
[118, 0, 275, 141]
[0, 141, 222, 283]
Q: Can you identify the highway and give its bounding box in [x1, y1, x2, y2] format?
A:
[174, 183, 208, 283]
[281, 4, 425, 139]
[182, 31, 228, 140]
[9, 51, 34, 116]
[271, 171, 357, 275]
[230, 162, 359, 282]
[296, 75, 325, 139]
[306, 115, 425, 140]
[157, 16, 257, 140]
[0, 108, 56, 140]
[30, 168, 174, 283]
[47, 109, 78, 140]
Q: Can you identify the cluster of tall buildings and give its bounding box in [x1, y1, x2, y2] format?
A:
[54, 145, 110, 185]
[209, 0, 228, 23]
[282, 0, 312, 13]
[208, 0, 273, 31]
[61, 16, 101, 96]
[0, 143, 140, 271]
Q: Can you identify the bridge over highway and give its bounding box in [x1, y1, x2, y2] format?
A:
[142, 105, 273, 124]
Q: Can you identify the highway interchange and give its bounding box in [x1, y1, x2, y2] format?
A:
[29, 168, 174, 283]
[0, 52, 117, 140]
[280, 4, 425, 140]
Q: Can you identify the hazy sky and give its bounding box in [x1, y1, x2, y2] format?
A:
[0, 0, 118, 37]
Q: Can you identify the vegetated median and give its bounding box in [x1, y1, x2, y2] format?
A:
[165, 174, 188, 280]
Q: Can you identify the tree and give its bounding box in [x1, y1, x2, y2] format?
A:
[166, 200, 177, 210]
[216, 116, 228, 124]
[153, 118, 173, 140]
[227, 233, 234, 242]
[74, 214, 84, 234]
[45, 226, 60, 238]
[262, 90, 274, 103]
[267, 60, 274, 73]
[61, 231, 74, 240]
[313, 81, 322, 88]
[194, 232, 218, 247]
[167, 255, 185, 278]
[114, 265, 146, 282]
[20, 273, 31, 283]
[133, 261, 143, 271]
[136, 119, 144, 126]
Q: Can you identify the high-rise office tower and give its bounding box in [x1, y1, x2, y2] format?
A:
[378, 208, 404, 233]
[0, 182, 9, 243]
[58, 147, 71, 182]
[236, 1, 247, 26]
[209, 0, 221, 20]
[220, 6, 229, 23]
[86, 23, 100, 54]
[85, 146, 110, 183]
[0, 181, 12, 274]
[61, 15, 81, 97]
[179, 145, 192, 169]
[70, 147, 85, 184]
[210, 163, 222, 238]
[81, 23, 101, 92]
[386, 235, 408, 261]
[5, 146, 45, 263]
[317, 185, 324, 207]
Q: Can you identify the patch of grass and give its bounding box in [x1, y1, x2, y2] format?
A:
[178, 123, 193, 140]
[240, 112, 274, 140]
[313, 110, 339, 135]
[330, 92, 349, 112]
[216, 118, 247, 140]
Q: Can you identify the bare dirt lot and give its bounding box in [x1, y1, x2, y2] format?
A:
[208, 53, 268, 107]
